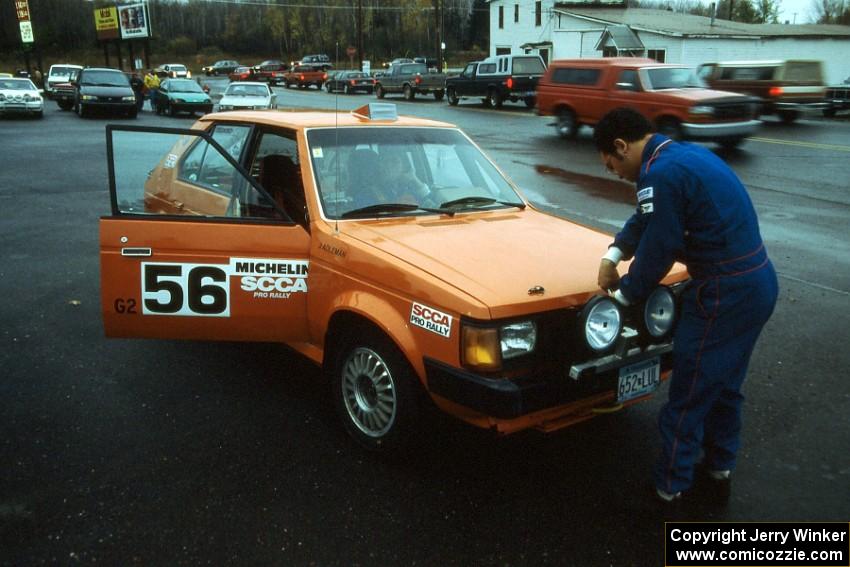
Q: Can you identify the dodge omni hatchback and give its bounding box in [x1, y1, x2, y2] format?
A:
[101, 103, 687, 450]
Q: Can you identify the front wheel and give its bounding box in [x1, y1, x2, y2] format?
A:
[57, 100, 73, 111]
[325, 82, 333, 93]
[433, 89, 445, 101]
[656, 117, 683, 140]
[778, 110, 799, 124]
[344, 84, 351, 95]
[822, 107, 836, 118]
[447, 87, 459, 106]
[331, 329, 425, 451]
[168, 103, 176, 117]
[376, 84, 385, 99]
[524, 96, 536, 108]
[403, 84, 415, 101]
[556, 108, 578, 139]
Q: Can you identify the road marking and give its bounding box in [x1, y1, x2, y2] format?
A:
[749, 137, 850, 152]
[776, 272, 850, 296]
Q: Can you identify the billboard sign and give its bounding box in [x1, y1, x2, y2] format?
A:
[94, 6, 120, 41]
[15, 0, 31, 22]
[118, 3, 151, 39]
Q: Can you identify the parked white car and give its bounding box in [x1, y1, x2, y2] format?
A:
[0, 77, 43, 118]
[45, 64, 83, 97]
[155, 63, 190, 79]
[217, 81, 277, 111]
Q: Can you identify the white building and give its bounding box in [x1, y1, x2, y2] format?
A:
[488, 0, 850, 83]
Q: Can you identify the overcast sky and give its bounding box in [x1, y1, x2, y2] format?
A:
[775, 0, 818, 23]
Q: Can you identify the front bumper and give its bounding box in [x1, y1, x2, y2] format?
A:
[682, 119, 761, 140]
[425, 342, 673, 420]
[773, 101, 830, 114]
[170, 102, 213, 113]
[0, 101, 43, 114]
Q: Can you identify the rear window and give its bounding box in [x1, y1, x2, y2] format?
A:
[551, 67, 601, 86]
[719, 66, 776, 80]
[50, 66, 79, 76]
[511, 57, 546, 74]
[400, 64, 427, 75]
[783, 62, 822, 83]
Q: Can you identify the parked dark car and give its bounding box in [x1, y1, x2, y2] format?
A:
[72, 67, 137, 118]
[445, 55, 547, 109]
[202, 60, 240, 76]
[824, 77, 850, 117]
[324, 71, 374, 94]
[155, 78, 213, 116]
[297, 54, 333, 71]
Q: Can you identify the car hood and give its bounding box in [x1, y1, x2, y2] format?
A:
[341, 208, 685, 319]
[166, 92, 210, 102]
[219, 95, 270, 106]
[651, 88, 752, 103]
[79, 85, 134, 96]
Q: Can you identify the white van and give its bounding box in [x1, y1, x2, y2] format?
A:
[46, 64, 83, 97]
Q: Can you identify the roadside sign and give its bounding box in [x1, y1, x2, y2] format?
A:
[15, 0, 31, 21]
[94, 6, 120, 41]
[347, 46, 357, 57]
[20, 20, 34, 43]
[362, 60, 370, 74]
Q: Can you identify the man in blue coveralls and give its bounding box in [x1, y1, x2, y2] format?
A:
[594, 108, 778, 505]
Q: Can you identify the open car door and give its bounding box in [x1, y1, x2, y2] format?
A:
[101, 125, 311, 342]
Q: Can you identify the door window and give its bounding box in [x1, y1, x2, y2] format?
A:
[108, 125, 284, 220]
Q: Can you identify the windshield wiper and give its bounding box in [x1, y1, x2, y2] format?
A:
[439, 196, 526, 210]
[341, 202, 454, 219]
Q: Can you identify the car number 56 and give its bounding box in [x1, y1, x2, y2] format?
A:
[142, 263, 230, 317]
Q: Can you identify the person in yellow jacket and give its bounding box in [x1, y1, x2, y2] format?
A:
[143, 69, 160, 112]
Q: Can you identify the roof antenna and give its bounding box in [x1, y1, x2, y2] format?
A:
[334, 40, 340, 235]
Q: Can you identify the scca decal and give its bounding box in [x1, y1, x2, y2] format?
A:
[410, 302, 452, 338]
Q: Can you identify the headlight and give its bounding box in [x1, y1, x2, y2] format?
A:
[690, 105, 714, 115]
[580, 296, 622, 353]
[174, 98, 185, 103]
[122, 95, 136, 102]
[81, 94, 97, 101]
[501, 321, 537, 360]
[643, 286, 676, 339]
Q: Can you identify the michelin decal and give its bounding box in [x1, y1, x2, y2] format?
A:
[141, 257, 308, 317]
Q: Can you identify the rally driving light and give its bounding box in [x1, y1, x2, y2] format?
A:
[643, 286, 676, 339]
[580, 296, 623, 353]
[462, 326, 501, 371]
[501, 321, 537, 360]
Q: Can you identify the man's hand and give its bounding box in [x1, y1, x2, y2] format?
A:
[598, 259, 620, 291]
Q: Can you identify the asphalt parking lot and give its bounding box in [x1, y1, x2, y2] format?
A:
[1, 94, 848, 566]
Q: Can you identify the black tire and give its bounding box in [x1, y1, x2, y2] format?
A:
[325, 82, 333, 93]
[656, 117, 683, 140]
[447, 88, 459, 106]
[556, 108, 578, 139]
[403, 84, 415, 101]
[487, 89, 503, 109]
[168, 103, 176, 117]
[778, 110, 799, 124]
[524, 95, 536, 108]
[57, 100, 73, 111]
[434, 89, 445, 101]
[330, 327, 425, 451]
[344, 84, 351, 95]
[718, 137, 744, 150]
[76, 102, 86, 118]
[35, 110, 43, 119]
[376, 84, 385, 99]
[822, 107, 837, 118]
[127, 108, 138, 119]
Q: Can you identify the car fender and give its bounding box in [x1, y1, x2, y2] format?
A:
[323, 291, 425, 381]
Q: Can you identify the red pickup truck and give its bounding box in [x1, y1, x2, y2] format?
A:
[283, 65, 325, 89]
[536, 58, 761, 149]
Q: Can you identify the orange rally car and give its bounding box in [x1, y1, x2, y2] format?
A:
[101, 103, 688, 450]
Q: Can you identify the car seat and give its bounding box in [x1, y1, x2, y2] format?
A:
[258, 154, 308, 228]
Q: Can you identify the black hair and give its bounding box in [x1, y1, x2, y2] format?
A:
[592, 108, 653, 154]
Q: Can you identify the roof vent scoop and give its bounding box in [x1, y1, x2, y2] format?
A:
[351, 103, 398, 122]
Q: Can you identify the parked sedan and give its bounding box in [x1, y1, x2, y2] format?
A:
[0, 77, 43, 118]
[156, 79, 213, 117]
[155, 63, 190, 79]
[324, 71, 375, 94]
[228, 66, 253, 82]
[202, 60, 240, 76]
[217, 81, 276, 111]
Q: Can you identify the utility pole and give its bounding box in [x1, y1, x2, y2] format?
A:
[434, 0, 442, 71]
[356, 0, 363, 72]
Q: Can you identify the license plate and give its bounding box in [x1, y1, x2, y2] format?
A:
[617, 357, 660, 403]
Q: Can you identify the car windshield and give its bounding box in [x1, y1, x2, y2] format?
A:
[224, 84, 268, 97]
[0, 79, 36, 90]
[50, 66, 79, 76]
[170, 65, 187, 72]
[168, 79, 203, 93]
[643, 67, 705, 89]
[80, 71, 129, 87]
[308, 127, 525, 220]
